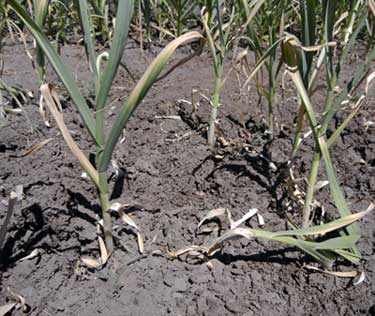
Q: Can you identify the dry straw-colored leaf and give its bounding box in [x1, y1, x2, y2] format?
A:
[0, 303, 16, 316]
[40, 84, 99, 187]
[81, 256, 102, 269]
[166, 245, 207, 258]
[197, 208, 230, 230]
[298, 41, 336, 52]
[21, 138, 53, 157]
[0, 188, 22, 250]
[198, 207, 259, 231]
[81, 236, 109, 269]
[353, 271, 366, 286]
[110, 203, 144, 254]
[304, 265, 359, 278]
[98, 236, 108, 264]
[206, 261, 214, 270]
[230, 208, 258, 229]
[315, 180, 329, 190]
[39, 94, 50, 127]
[18, 249, 40, 262]
[207, 228, 255, 256]
[369, 0, 375, 17]
[137, 233, 144, 254]
[257, 213, 265, 226]
[7, 287, 27, 312]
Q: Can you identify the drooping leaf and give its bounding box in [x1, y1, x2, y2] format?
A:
[7, 0, 97, 141]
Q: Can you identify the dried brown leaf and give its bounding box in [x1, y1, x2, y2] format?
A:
[39, 94, 50, 127]
[81, 236, 109, 269]
[206, 261, 214, 270]
[21, 138, 53, 157]
[369, 0, 375, 17]
[0, 303, 16, 316]
[353, 271, 366, 286]
[18, 249, 39, 262]
[197, 208, 230, 230]
[257, 213, 265, 226]
[166, 245, 207, 258]
[0, 190, 20, 250]
[80, 256, 102, 269]
[110, 203, 144, 254]
[98, 236, 108, 264]
[40, 84, 99, 187]
[304, 265, 359, 278]
[230, 208, 258, 229]
[207, 228, 255, 256]
[137, 233, 144, 254]
[6, 287, 27, 312]
[315, 180, 329, 191]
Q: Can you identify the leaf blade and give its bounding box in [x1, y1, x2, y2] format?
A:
[100, 31, 203, 172]
[7, 0, 97, 141]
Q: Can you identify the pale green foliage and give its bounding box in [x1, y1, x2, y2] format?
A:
[7, 0, 202, 252]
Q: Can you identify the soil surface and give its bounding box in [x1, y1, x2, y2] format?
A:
[0, 40, 375, 316]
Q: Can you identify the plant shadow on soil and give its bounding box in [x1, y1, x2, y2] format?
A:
[0, 42, 375, 315]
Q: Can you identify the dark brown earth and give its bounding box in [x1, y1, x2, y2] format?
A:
[0, 40, 375, 316]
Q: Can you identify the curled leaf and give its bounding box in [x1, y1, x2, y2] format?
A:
[110, 203, 144, 254]
[353, 271, 366, 286]
[197, 208, 230, 230]
[81, 236, 108, 269]
[40, 84, 99, 187]
[207, 228, 255, 256]
[166, 245, 207, 258]
[6, 287, 27, 312]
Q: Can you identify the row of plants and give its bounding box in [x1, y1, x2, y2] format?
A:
[1, 0, 374, 271]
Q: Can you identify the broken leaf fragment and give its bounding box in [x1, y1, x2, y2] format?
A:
[110, 202, 144, 254]
[0, 303, 16, 316]
[81, 236, 109, 269]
